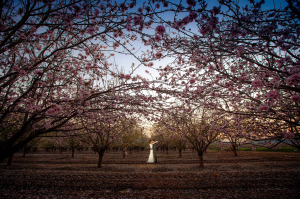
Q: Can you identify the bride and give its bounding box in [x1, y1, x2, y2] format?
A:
[147, 140, 158, 163]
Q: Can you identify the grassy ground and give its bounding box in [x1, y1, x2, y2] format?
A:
[1, 149, 300, 198]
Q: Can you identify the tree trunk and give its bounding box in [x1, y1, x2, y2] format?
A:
[0, 134, 37, 163]
[97, 149, 105, 168]
[166, 147, 168, 154]
[72, 149, 75, 158]
[130, 148, 132, 155]
[233, 145, 237, 157]
[7, 154, 13, 166]
[179, 149, 182, 158]
[22, 144, 28, 158]
[199, 153, 204, 168]
[122, 150, 125, 158]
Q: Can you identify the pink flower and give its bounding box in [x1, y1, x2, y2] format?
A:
[268, 90, 279, 100]
[154, 34, 161, 41]
[284, 132, 295, 140]
[24, 48, 31, 54]
[285, 74, 300, 86]
[113, 42, 119, 49]
[133, 15, 142, 26]
[186, 0, 196, 7]
[87, 28, 95, 35]
[148, 62, 154, 67]
[189, 78, 195, 84]
[155, 25, 166, 35]
[156, 52, 162, 59]
[189, 12, 198, 21]
[35, 70, 43, 75]
[252, 147, 256, 151]
[125, 74, 131, 80]
[19, 70, 26, 77]
[126, 23, 132, 31]
[208, 65, 214, 71]
[291, 95, 300, 102]
[251, 79, 263, 88]
[258, 104, 269, 111]
[12, 65, 19, 71]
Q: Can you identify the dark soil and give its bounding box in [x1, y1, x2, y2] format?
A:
[1, 150, 299, 198]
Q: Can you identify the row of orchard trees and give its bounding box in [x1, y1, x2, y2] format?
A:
[16, 118, 149, 168]
[0, 0, 172, 165]
[152, 105, 225, 168]
[152, 0, 300, 150]
[1, 0, 299, 168]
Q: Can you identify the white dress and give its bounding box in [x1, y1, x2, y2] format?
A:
[147, 143, 155, 163]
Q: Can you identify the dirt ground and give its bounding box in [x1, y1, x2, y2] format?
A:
[0, 149, 300, 198]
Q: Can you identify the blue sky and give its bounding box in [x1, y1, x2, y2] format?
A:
[111, 0, 289, 81]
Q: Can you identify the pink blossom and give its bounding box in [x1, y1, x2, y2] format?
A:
[189, 12, 198, 21]
[35, 70, 43, 75]
[154, 34, 161, 41]
[44, 122, 51, 129]
[208, 65, 214, 71]
[285, 74, 300, 86]
[87, 27, 95, 35]
[189, 78, 195, 84]
[268, 90, 279, 100]
[126, 23, 132, 31]
[113, 42, 119, 49]
[125, 74, 131, 80]
[46, 104, 62, 115]
[155, 25, 166, 35]
[258, 104, 269, 111]
[251, 79, 263, 88]
[19, 70, 26, 77]
[24, 48, 31, 54]
[186, 0, 196, 7]
[156, 52, 162, 59]
[148, 62, 154, 67]
[12, 65, 19, 71]
[133, 15, 142, 26]
[291, 95, 300, 102]
[252, 147, 256, 151]
[284, 132, 295, 140]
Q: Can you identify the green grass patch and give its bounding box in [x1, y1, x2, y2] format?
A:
[240, 148, 252, 151]
[256, 147, 272, 151]
[275, 147, 298, 152]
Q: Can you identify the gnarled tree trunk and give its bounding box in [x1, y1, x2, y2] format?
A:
[198, 152, 204, 168]
[97, 149, 105, 168]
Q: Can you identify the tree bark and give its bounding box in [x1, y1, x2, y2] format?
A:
[22, 144, 28, 158]
[97, 149, 105, 168]
[0, 134, 36, 163]
[179, 149, 182, 158]
[231, 144, 237, 156]
[199, 153, 204, 168]
[7, 154, 13, 166]
[72, 149, 75, 158]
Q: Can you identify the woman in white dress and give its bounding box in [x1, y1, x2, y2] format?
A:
[147, 140, 158, 163]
